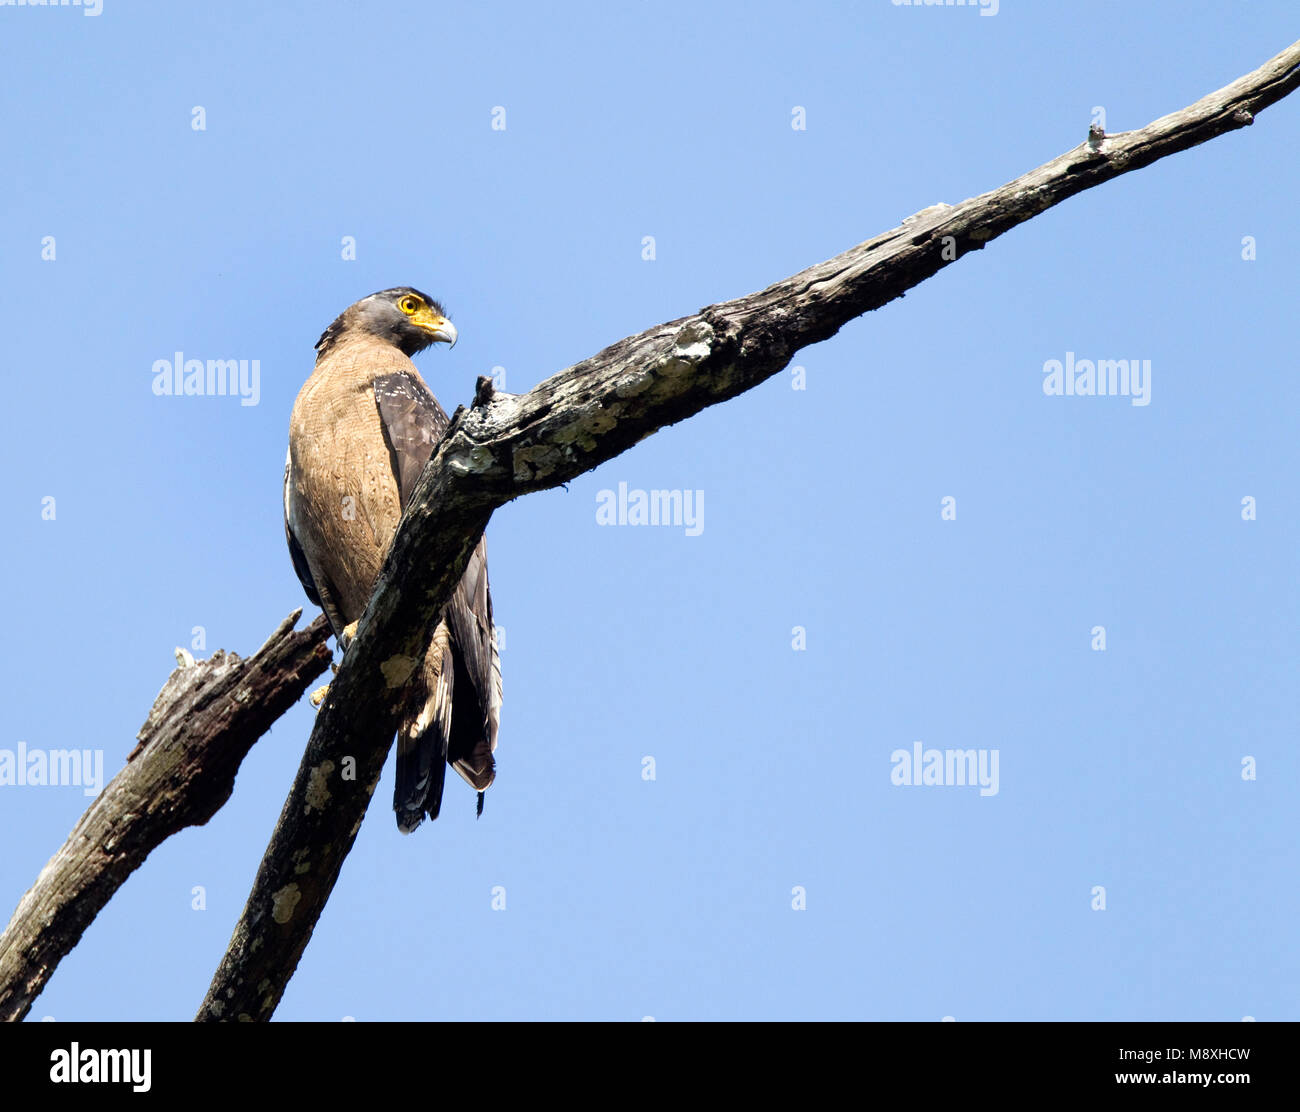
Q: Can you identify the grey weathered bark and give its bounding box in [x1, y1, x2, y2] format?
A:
[197, 40, 1300, 1021]
[0, 611, 332, 1022]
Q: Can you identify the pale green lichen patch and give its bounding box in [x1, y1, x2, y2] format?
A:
[514, 442, 565, 481]
[380, 655, 419, 687]
[552, 405, 620, 452]
[448, 445, 495, 474]
[271, 882, 301, 924]
[304, 759, 335, 812]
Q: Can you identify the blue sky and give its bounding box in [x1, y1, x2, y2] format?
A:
[2, 0, 1297, 1021]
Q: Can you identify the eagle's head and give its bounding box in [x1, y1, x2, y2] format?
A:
[316, 287, 458, 359]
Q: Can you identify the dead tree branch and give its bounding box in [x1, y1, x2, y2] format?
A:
[198, 40, 1300, 1021]
[0, 611, 332, 1022]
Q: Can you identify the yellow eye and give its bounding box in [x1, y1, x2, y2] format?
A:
[399, 297, 420, 314]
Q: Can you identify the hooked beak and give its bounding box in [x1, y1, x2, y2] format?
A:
[412, 307, 458, 348]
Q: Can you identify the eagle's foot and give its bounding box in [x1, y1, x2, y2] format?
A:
[309, 683, 330, 708]
[338, 620, 360, 653]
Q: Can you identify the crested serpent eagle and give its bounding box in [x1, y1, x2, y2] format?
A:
[283, 287, 502, 832]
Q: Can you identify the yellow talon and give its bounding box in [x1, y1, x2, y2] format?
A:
[310, 684, 330, 707]
[339, 620, 360, 652]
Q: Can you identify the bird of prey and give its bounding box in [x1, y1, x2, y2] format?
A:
[283, 288, 502, 832]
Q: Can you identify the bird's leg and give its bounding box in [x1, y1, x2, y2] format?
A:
[310, 661, 339, 708]
[337, 620, 360, 653]
[309, 627, 356, 708]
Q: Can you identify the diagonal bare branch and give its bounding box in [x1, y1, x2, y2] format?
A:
[198, 40, 1300, 1021]
[0, 611, 332, 1022]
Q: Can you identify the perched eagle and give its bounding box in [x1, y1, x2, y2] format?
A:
[283, 288, 502, 832]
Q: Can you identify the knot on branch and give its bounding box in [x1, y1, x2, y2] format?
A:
[671, 319, 716, 365]
[446, 443, 497, 476]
